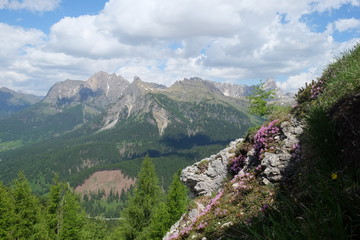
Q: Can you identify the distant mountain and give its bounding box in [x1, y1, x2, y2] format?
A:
[213, 78, 295, 105]
[0, 87, 42, 118]
[0, 72, 263, 189]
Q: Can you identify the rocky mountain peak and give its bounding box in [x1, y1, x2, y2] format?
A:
[86, 71, 129, 96]
[213, 82, 252, 98]
[263, 78, 277, 90]
[42, 79, 84, 104]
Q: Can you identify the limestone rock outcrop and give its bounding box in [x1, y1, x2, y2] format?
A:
[181, 138, 243, 197]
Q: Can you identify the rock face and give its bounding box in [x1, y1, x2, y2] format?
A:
[213, 82, 253, 99]
[180, 118, 304, 198]
[245, 118, 304, 184]
[43, 71, 130, 108]
[164, 118, 304, 239]
[181, 138, 243, 197]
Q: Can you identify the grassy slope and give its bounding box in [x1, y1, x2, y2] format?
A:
[172, 44, 360, 240]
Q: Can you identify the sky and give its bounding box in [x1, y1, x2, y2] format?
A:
[0, 0, 359, 95]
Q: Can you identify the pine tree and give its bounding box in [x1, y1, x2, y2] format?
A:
[0, 181, 16, 239]
[12, 171, 49, 240]
[166, 170, 189, 225]
[116, 155, 162, 240]
[138, 201, 170, 240]
[81, 218, 107, 240]
[59, 189, 85, 240]
[46, 175, 67, 239]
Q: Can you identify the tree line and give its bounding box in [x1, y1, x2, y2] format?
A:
[0, 156, 189, 240]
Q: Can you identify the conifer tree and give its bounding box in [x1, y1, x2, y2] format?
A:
[0, 182, 16, 239]
[138, 201, 170, 240]
[166, 170, 189, 225]
[59, 189, 85, 240]
[81, 218, 107, 240]
[12, 171, 49, 240]
[46, 175, 67, 239]
[116, 155, 161, 240]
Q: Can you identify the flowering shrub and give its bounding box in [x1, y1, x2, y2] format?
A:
[254, 120, 280, 160]
[231, 171, 254, 195]
[197, 221, 208, 230]
[310, 78, 325, 99]
[229, 154, 246, 175]
[214, 207, 228, 217]
[254, 164, 265, 175]
[166, 190, 224, 240]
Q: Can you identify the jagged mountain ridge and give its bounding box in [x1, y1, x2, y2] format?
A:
[41, 73, 291, 131]
[0, 72, 260, 188]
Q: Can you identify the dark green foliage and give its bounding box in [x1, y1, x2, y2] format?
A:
[81, 189, 128, 218]
[116, 156, 162, 239]
[0, 181, 16, 239]
[246, 81, 275, 117]
[12, 171, 49, 240]
[59, 190, 85, 240]
[0, 90, 255, 191]
[138, 201, 170, 240]
[81, 218, 108, 240]
[139, 171, 189, 240]
[0, 172, 112, 240]
[46, 175, 68, 239]
[166, 170, 189, 224]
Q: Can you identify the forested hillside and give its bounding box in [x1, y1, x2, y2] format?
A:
[0, 156, 189, 240]
[0, 75, 260, 195]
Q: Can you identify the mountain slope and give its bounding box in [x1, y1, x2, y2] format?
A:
[0, 73, 259, 189]
[164, 43, 360, 240]
[0, 87, 42, 118]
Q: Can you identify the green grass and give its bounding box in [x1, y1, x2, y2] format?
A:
[244, 44, 360, 239]
[0, 140, 23, 152]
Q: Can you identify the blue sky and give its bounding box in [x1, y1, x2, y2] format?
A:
[0, 0, 107, 33]
[0, 0, 359, 95]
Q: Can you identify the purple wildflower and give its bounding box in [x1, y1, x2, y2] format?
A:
[254, 120, 280, 160]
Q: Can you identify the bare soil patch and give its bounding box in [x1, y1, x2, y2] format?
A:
[75, 170, 136, 197]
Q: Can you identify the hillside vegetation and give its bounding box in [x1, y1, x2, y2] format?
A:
[165, 44, 360, 239]
[0, 43, 358, 239]
[0, 78, 256, 192]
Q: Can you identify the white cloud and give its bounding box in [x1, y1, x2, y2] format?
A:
[334, 18, 360, 32]
[0, 0, 60, 12]
[277, 69, 318, 93]
[0, 23, 45, 64]
[0, 0, 360, 94]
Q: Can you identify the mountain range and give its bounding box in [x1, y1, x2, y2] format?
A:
[0, 87, 42, 118]
[0, 72, 292, 191]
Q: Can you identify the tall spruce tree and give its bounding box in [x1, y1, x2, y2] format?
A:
[46, 175, 67, 239]
[138, 201, 170, 240]
[166, 170, 189, 225]
[81, 218, 108, 240]
[12, 171, 49, 240]
[116, 155, 162, 240]
[0, 182, 16, 239]
[59, 189, 85, 240]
